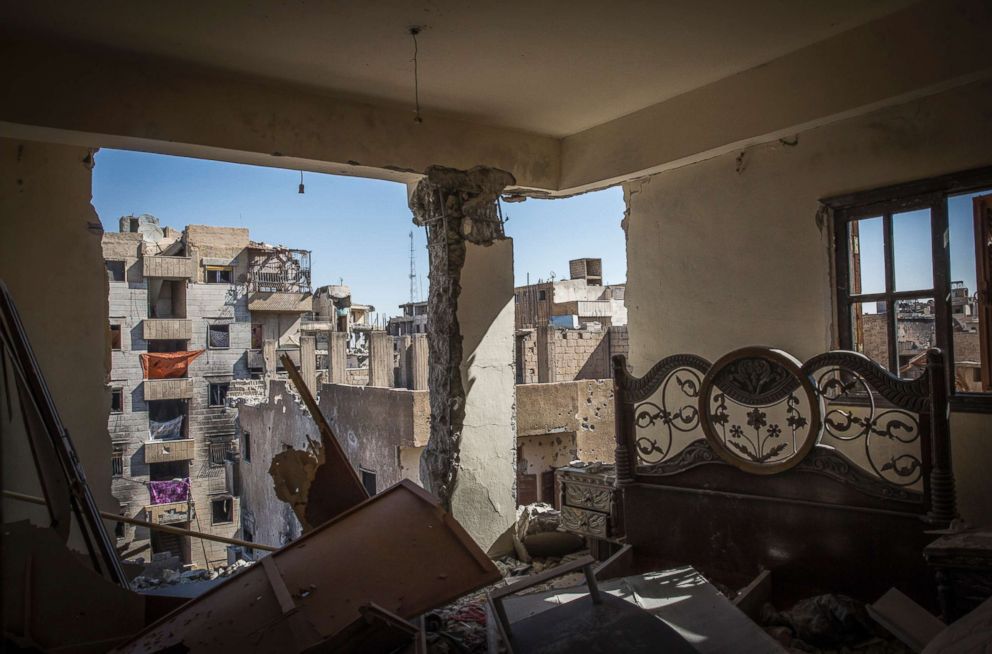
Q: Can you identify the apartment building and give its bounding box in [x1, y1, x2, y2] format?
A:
[102, 215, 311, 569]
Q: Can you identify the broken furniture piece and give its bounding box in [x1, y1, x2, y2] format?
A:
[556, 463, 623, 556]
[488, 555, 698, 653]
[492, 559, 783, 653]
[113, 480, 501, 653]
[924, 527, 992, 621]
[612, 346, 957, 607]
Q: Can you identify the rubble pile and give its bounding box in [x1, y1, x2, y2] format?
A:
[130, 558, 255, 590]
[512, 503, 584, 561]
[761, 594, 913, 654]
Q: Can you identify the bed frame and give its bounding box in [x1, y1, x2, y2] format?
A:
[612, 346, 957, 608]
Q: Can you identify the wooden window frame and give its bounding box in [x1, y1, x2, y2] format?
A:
[823, 165, 992, 413]
[208, 381, 230, 407]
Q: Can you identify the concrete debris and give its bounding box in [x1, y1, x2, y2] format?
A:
[130, 558, 255, 590]
[514, 503, 584, 559]
[762, 594, 913, 653]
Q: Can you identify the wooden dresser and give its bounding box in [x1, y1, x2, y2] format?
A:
[556, 464, 623, 548]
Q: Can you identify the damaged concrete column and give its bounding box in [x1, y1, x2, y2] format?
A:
[262, 339, 277, 383]
[410, 333, 429, 391]
[368, 330, 393, 388]
[327, 331, 347, 384]
[300, 335, 317, 396]
[396, 334, 412, 389]
[536, 325, 554, 383]
[410, 165, 516, 552]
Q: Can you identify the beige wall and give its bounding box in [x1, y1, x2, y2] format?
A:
[451, 240, 517, 553]
[0, 138, 117, 527]
[623, 79, 992, 524]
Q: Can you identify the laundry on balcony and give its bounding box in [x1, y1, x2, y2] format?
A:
[148, 478, 191, 505]
[140, 350, 204, 379]
[149, 415, 184, 440]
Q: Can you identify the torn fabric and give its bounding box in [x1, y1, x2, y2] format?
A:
[149, 415, 183, 440]
[140, 350, 204, 379]
[148, 478, 190, 505]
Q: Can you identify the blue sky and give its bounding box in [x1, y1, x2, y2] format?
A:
[92, 150, 626, 321]
[853, 192, 988, 313]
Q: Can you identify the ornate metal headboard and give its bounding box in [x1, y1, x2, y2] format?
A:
[613, 346, 956, 524]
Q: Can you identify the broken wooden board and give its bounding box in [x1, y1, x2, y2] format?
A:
[278, 353, 368, 529]
[112, 480, 501, 653]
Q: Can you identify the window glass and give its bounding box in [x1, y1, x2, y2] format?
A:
[852, 301, 890, 371]
[206, 267, 233, 283]
[848, 217, 885, 295]
[949, 190, 992, 392]
[894, 297, 936, 379]
[893, 209, 933, 292]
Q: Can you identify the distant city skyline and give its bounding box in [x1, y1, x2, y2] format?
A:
[92, 149, 626, 322]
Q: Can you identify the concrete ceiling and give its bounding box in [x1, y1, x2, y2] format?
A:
[2, 0, 915, 137]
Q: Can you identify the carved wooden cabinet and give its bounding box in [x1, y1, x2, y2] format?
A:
[556, 464, 622, 543]
[925, 529, 992, 621]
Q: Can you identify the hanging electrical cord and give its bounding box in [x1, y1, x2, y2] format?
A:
[298, 170, 305, 194]
[410, 26, 423, 124]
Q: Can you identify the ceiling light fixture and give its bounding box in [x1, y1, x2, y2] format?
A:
[409, 26, 423, 124]
[298, 171, 305, 194]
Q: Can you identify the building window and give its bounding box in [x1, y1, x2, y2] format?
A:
[111, 444, 124, 477]
[110, 324, 122, 350]
[115, 521, 125, 538]
[205, 266, 233, 284]
[209, 441, 230, 467]
[208, 323, 230, 349]
[106, 260, 125, 282]
[211, 497, 233, 524]
[209, 382, 230, 407]
[110, 387, 124, 413]
[538, 290, 547, 301]
[825, 167, 992, 407]
[242, 431, 251, 463]
[251, 323, 264, 349]
[360, 468, 377, 496]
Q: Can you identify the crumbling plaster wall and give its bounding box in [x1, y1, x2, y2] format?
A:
[622, 79, 992, 524]
[0, 138, 117, 527]
[516, 379, 615, 464]
[318, 383, 429, 491]
[235, 381, 315, 548]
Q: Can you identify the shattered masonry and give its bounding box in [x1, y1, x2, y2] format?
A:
[409, 165, 515, 510]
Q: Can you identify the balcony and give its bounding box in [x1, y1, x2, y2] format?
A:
[143, 255, 193, 280]
[144, 378, 194, 401]
[145, 500, 195, 525]
[247, 291, 312, 313]
[143, 318, 192, 341]
[144, 439, 195, 464]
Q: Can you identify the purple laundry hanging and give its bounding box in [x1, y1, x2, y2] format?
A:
[149, 478, 190, 505]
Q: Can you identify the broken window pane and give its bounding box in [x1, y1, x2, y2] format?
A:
[848, 217, 884, 296]
[208, 323, 230, 348]
[893, 208, 933, 292]
[852, 301, 890, 371]
[209, 382, 229, 406]
[106, 260, 125, 282]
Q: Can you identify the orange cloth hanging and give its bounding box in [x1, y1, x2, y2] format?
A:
[140, 350, 205, 379]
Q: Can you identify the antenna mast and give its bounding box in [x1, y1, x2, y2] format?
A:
[409, 231, 417, 303]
